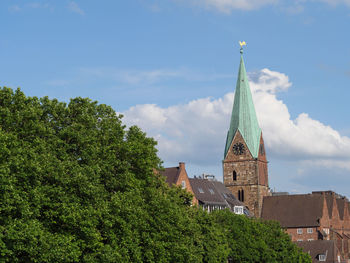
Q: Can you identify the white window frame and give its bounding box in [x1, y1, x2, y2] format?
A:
[297, 228, 303, 234]
[234, 206, 244, 215]
[307, 239, 314, 241]
[297, 239, 303, 242]
[307, 228, 313, 234]
[319, 254, 326, 261]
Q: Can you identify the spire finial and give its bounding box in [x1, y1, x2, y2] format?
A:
[239, 41, 246, 54]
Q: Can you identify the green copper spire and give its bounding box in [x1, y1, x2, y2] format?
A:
[224, 46, 261, 158]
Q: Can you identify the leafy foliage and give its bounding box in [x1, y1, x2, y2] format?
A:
[211, 210, 311, 263]
[0, 88, 310, 262]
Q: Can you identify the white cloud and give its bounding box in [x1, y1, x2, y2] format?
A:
[122, 68, 350, 172]
[68, 1, 85, 15]
[189, 0, 278, 12]
[176, 0, 350, 14]
[315, 0, 350, 7]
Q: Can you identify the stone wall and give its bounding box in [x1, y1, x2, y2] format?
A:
[223, 131, 270, 217]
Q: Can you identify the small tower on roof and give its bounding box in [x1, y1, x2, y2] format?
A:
[223, 42, 270, 217]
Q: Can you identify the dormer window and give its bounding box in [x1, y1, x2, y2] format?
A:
[318, 254, 326, 261]
[234, 206, 244, 215]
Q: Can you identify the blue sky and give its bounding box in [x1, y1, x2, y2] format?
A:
[1, 0, 350, 196]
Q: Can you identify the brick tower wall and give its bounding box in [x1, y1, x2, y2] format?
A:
[223, 131, 270, 217]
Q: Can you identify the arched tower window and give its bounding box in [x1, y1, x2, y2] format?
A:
[238, 189, 245, 202]
[233, 171, 237, 181]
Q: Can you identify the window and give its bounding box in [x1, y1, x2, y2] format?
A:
[307, 228, 313, 234]
[234, 206, 244, 215]
[307, 239, 314, 241]
[198, 188, 204, 193]
[318, 254, 326, 261]
[297, 239, 303, 242]
[323, 228, 329, 235]
[233, 171, 237, 181]
[297, 228, 303, 234]
[208, 189, 215, 195]
[238, 189, 244, 202]
[181, 180, 186, 189]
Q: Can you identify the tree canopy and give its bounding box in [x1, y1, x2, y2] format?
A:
[0, 87, 310, 262]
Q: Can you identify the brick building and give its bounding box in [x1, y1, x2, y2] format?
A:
[261, 191, 350, 261]
[298, 240, 343, 263]
[159, 162, 198, 205]
[223, 46, 270, 217]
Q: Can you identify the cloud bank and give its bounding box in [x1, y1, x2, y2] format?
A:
[122, 68, 350, 173]
[192, 0, 278, 12]
[179, 0, 350, 13]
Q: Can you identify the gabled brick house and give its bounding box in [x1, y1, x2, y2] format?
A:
[158, 162, 198, 205]
[261, 191, 350, 261]
[261, 193, 330, 242]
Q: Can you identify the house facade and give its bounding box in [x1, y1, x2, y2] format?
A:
[261, 191, 350, 262]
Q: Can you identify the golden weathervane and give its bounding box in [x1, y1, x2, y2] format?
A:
[239, 41, 246, 48]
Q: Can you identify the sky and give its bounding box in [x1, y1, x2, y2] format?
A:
[1, 0, 350, 196]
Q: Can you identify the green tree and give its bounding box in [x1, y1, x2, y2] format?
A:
[211, 210, 311, 263]
[0, 87, 311, 262]
[0, 88, 215, 262]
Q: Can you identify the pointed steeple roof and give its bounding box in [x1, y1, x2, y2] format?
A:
[224, 47, 261, 158]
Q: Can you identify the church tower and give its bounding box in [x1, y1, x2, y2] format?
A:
[223, 45, 270, 217]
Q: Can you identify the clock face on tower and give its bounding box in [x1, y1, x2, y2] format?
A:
[233, 143, 245, 155]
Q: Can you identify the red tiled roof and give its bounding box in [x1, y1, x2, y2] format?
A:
[159, 167, 180, 186]
[297, 240, 337, 263]
[261, 194, 324, 227]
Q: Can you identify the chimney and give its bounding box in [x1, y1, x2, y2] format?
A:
[179, 162, 185, 170]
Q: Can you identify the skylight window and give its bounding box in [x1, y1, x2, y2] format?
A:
[198, 188, 204, 193]
[208, 189, 215, 195]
